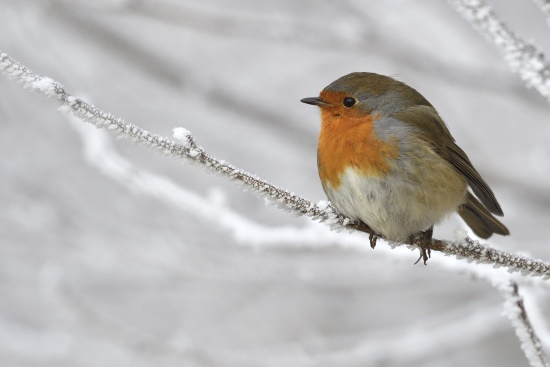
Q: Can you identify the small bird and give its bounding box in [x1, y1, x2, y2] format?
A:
[301, 72, 509, 263]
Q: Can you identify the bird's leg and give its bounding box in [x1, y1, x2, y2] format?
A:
[412, 226, 433, 265]
[369, 232, 378, 249]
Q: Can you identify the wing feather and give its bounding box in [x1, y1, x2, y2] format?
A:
[392, 105, 503, 216]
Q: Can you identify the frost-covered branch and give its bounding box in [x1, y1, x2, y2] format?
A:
[495, 280, 550, 367]
[69, 117, 341, 251]
[1, 50, 550, 280]
[449, 0, 550, 103]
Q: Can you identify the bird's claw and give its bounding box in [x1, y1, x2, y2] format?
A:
[411, 227, 433, 265]
[369, 232, 378, 249]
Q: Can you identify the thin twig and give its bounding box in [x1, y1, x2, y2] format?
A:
[496, 280, 550, 367]
[449, 0, 550, 103]
[1, 50, 549, 280]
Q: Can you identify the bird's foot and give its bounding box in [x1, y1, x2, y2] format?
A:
[369, 232, 378, 249]
[411, 227, 433, 265]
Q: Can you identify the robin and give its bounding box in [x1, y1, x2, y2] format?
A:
[301, 72, 509, 264]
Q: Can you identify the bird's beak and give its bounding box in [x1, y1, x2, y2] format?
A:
[300, 97, 331, 107]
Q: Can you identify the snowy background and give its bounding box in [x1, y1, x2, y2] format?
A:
[1, 0, 550, 366]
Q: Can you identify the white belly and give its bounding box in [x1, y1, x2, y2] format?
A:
[324, 162, 467, 242]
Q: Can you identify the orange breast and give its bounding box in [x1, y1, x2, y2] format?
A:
[317, 111, 399, 189]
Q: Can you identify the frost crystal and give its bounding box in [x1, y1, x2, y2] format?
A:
[316, 200, 329, 211]
[31, 77, 56, 95]
[173, 127, 192, 146]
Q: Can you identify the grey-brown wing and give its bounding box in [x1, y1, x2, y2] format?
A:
[447, 143, 503, 215]
[459, 193, 509, 238]
[392, 105, 503, 216]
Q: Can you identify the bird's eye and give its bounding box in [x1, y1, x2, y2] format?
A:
[343, 97, 356, 108]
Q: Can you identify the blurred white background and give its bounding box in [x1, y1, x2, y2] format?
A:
[1, 0, 550, 366]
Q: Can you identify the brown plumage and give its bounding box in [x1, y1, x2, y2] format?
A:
[302, 72, 509, 262]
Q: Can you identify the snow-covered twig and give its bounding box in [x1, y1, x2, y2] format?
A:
[449, 0, 550, 103]
[69, 117, 343, 251]
[495, 280, 550, 367]
[1, 50, 550, 280]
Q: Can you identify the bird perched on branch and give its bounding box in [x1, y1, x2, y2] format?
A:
[301, 72, 509, 264]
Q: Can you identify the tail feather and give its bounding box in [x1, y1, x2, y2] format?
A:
[458, 193, 509, 239]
